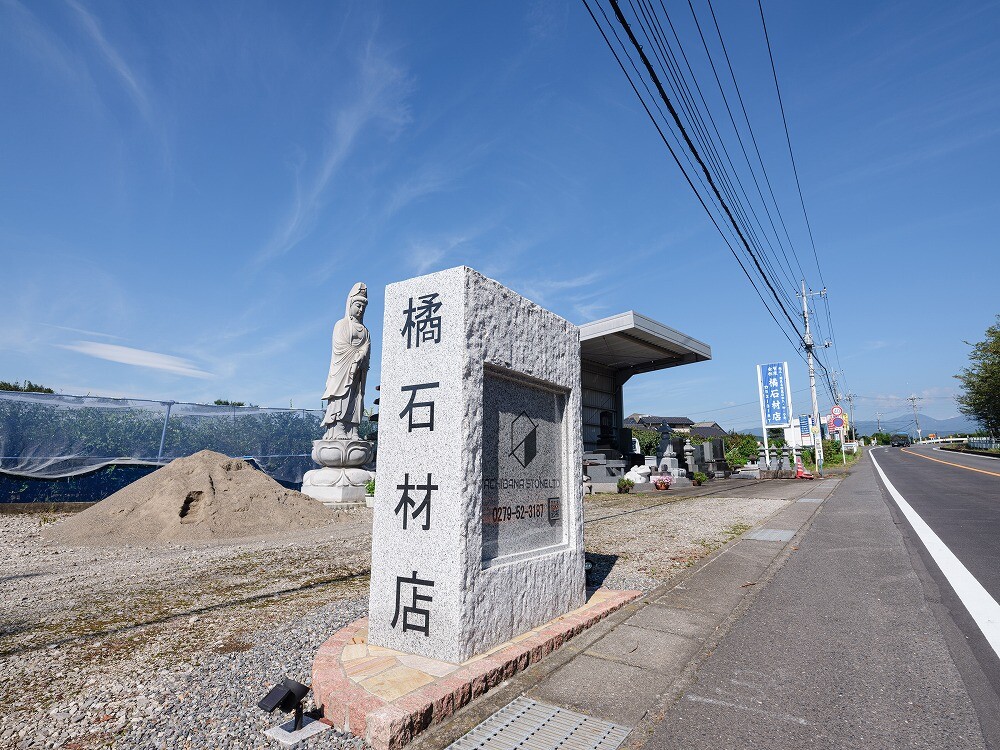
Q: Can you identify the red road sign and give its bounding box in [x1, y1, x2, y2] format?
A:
[831, 405, 844, 417]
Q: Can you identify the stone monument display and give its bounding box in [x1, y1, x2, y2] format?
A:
[301, 282, 374, 507]
[367, 266, 585, 663]
[657, 436, 684, 478]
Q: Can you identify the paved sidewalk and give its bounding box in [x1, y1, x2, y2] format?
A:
[525, 478, 840, 730]
[413, 457, 993, 750]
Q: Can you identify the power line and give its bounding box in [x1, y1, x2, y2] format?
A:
[757, 0, 825, 288]
[628, 0, 800, 316]
[605, 0, 804, 337]
[581, 0, 808, 356]
[703, 0, 806, 284]
[686, 0, 803, 294]
[633, 0, 802, 312]
[583, 0, 849, 395]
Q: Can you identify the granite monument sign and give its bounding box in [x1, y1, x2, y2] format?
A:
[368, 266, 585, 663]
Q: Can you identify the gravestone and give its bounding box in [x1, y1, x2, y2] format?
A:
[657, 434, 679, 475]
[368, 266, 585, 663]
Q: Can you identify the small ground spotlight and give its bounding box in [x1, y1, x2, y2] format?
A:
[258, 677, 310, 731]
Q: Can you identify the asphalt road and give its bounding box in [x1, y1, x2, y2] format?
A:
[872, 445, 1000, 600]
[645, 451, 998, 749]
[869, 444, 1000, 742]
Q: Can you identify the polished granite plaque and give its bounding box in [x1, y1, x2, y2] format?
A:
[482, 371, 566, 564]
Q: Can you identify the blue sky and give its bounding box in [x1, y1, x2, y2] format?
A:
[2, 0, 997, 430]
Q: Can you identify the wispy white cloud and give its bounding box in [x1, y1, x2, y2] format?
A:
[382, 165, 456, 220]
[408, 233, 475, 275]
[60, 341, 213, 379]
[38, 322, 122, 340]
[573, 302, 607, 321]
[518, 271, 602, 306]
[257, 37, 412, 265]
[65, 0, 151, 119]
[3, 0, 82, 82]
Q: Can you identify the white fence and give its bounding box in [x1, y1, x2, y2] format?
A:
[968, 436, 1000, 451]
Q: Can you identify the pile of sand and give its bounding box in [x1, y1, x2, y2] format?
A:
[45, 450, 340, 546]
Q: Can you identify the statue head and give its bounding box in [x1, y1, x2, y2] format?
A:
[346, 282, 368, 322]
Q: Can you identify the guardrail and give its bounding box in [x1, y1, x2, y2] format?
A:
[968, 436, 1000, 451]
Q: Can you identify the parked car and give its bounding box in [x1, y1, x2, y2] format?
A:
[889, 434, 911, 447]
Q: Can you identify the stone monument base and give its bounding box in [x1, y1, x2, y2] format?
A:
[301, 437, 374, 509]
[301, 466, 371, 509]
[312, 588, 641, 750]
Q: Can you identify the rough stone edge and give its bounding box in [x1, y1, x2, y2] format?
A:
[312, 590, 642, 750]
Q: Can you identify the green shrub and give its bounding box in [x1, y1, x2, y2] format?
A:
[617, 477, 634, 494]
[365, 477, 375, 495]
[724, 432, 759, 468]
[693, 471, 709, 485]
[631, 428, 661, 456]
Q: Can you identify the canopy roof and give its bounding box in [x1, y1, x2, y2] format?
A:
[580, 311, 711, 379]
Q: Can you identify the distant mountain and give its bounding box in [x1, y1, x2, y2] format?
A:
[735, 413, 980, 438]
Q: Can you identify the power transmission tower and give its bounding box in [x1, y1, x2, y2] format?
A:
[799, 281, 826, 475]
[907, 396, 923, 443]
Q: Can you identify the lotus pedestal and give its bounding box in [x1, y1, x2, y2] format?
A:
[301, 438, 373, 509]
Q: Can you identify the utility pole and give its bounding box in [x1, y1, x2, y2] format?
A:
[907, 395, 923, 443]
[876, 411, 882, 433]
[799, 280, 825, 476]
[830, 370, 847, 463]
[845, 393, 857, 441]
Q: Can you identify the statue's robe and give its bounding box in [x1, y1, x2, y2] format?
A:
[322, 317, 369, 431]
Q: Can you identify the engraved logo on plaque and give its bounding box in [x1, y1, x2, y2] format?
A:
[509, 411, 538, 468]
[483, 372, 566, 564]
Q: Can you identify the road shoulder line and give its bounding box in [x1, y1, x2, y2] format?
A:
[870, 450, 1000, 658]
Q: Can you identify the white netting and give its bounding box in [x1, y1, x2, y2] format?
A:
[0, 390, 376, 483]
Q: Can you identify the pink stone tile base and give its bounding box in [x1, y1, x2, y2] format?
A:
[312, 588, 641, 750]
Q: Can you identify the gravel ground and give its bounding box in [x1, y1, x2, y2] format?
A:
[0, 480, 814, 749]
[582, 484, 805, 590]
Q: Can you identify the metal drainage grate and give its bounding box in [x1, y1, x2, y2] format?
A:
[797, 497, 823, 504]
[447, 697, 631, 750]
[745, 528, 795, 542]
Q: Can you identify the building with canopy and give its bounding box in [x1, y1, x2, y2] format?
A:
[579, 311, 711, 455]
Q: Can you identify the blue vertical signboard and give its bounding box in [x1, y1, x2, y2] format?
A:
[757, 362, 792, 465]
[757, 362, 792, 427]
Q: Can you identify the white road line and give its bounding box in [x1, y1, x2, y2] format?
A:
[871, 450, 1000, 658]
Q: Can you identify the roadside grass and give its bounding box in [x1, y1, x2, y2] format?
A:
[723, 522, 752, 539]
[802, 446, 863, 474]
[691, 522, 754, 557]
